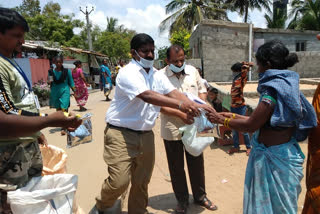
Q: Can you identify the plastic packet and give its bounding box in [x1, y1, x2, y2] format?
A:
[67, 113, 93, 148]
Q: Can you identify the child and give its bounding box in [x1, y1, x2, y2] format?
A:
[207, 86, 222, 112]
[229, 62, 253, 155]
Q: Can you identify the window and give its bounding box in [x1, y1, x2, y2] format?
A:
[296, 41, 306, 52]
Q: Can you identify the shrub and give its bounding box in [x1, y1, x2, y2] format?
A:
[33, 81, 50, 100]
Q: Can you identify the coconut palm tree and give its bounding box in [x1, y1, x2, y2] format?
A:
[159, 0, 229, 34]
[265, 8, 287, 28]
[288, 0, 320, 30]
[225, 0, 271, 23]
[106, 17, 118, 32]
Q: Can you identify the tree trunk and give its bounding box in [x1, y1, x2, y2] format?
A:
[244, 1, 249, 23]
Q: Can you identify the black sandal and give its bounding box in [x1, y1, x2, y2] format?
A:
[195, 197, 218, 211]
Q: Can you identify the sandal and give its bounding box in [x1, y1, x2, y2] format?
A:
[195, 197, 218, 211]
[227, 147, 240, 154]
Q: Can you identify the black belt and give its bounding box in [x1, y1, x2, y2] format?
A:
[108, 124, 152, 134]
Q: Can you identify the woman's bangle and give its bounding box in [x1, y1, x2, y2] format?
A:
[226, 118, 232, 128]
[224, 118, 228, 127]
[232, 113, 236, 119]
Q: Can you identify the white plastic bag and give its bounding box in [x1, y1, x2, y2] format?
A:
[179, 121, 215, 157]
[7, 174, 78, 214]
[104, 83, 111, 90]
[178, 92, 216, 156]
[196, 110, 215, 132]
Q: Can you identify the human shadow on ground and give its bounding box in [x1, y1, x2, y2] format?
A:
[210, 139, 247, 155]
[146, 193, 205, 214]
[100, 99, 112, 102]
[71, 108, 92, 112]
[49, 127, 62, 134]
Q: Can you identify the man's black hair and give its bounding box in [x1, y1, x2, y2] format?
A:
[231, 62, 243, 72]
[130, 33, 154, 50]
[208, 86, 218, 94]
[0, 7, 29, 34]
[166, 44, 185, 60]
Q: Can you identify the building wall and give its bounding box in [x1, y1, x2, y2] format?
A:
[190, 20, 252, 82]
[292, 51, 320, 78]
[254, 30, 320, 52]
[190, 20, 320, 82]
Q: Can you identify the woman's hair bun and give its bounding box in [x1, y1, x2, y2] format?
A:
[285, 53, 299, 68]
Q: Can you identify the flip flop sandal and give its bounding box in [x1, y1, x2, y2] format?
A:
[195, 197, 218, 211]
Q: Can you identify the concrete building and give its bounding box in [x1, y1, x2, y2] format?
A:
[189, 19, 320, 82]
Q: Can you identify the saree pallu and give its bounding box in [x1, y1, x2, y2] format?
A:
[302, 125, 320, 214]
[244, 131, 304, 214]
[302, 83, 320, 214]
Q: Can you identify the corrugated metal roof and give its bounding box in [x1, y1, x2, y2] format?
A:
[62, 47, 108, 57]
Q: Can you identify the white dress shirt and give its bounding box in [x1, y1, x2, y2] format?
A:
[106, 59, 175, 131]
[160, 65, 207, 140]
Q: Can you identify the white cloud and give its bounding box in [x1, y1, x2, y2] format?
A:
[119, 4, 170, 47]
[101, 0, 136, 7]
[74, 4, 170, 47]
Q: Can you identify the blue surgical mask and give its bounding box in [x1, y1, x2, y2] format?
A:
[52, 64, 56, 69]
[169, 62, 186, 73]
[135, 50, 154, 69]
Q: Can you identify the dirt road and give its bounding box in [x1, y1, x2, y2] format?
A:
[40, 90, 308, 214]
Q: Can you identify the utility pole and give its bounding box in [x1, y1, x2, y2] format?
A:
[80, 6, 94, 51]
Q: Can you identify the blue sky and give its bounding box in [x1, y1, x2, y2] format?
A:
[6, 0, 269, 48]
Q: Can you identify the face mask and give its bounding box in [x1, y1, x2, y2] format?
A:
[135, 50, 154, 68]
[52, 64, 56, 69]
[169, 62, 186, 73]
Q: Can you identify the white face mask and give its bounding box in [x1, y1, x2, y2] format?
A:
[135, 50, 154, 69]
[169, 62, 186, 73]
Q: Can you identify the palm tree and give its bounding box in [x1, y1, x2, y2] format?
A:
[265, 8, 287, 28]
[106, 17, 118, 32]
[226, 0, 271, 23]
[159, 0, 229, 34]
[288, 0, 320, 30]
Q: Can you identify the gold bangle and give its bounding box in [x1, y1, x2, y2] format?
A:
[232, 113, 236, 119]
[224, 118, 228, 127]
[227, 118, 232, 128]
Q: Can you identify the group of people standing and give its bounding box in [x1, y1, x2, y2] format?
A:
[91, 33, 319, 214]
[0, 6, 320, 214]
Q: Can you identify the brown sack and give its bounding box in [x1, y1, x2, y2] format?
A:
[40, 145, 67, 175]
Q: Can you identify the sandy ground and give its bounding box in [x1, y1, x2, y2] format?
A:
[40, 90, 308, 214]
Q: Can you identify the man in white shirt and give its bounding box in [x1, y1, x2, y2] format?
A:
[160, 45, 217, 213]
[92, 34, 215, 214]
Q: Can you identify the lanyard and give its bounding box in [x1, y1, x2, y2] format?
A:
[0, 53, 32, 91]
